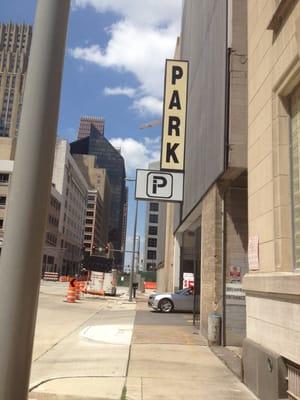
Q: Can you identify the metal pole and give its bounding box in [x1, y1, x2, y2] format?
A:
[136, 235, 140, 274]
[129, 199, 138, 301]
[0, 1, 70, 399]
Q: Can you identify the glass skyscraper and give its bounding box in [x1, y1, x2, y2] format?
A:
[70, 125, 127, 268]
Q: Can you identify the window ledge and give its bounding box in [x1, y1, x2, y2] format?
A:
[243, 272, 300, 297]
[267, 0, 297, 31]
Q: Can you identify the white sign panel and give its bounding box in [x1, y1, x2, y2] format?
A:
[135, 169, 184, 202]
[248, 235, 259, 271]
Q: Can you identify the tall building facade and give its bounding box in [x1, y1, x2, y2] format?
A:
[52, 139, 89, 275]
[0, 23, 32, 139]
[83, 189, 104, 254]
[72, 153, 111, 246]
[243, 1, 300, 399]
[70, 121, 127, 268]
[42, 185, 61, 274]
[77, 116, 104, 140]
[143, 162, 166, 274]
[161, 0, 248, 345]
[0, 23, 32, 255]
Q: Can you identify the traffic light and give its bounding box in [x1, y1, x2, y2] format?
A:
[104, 244, 109, 254]
[92, 245, 96, 255]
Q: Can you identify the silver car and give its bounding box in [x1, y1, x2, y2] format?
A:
[148, 287, 194, 313]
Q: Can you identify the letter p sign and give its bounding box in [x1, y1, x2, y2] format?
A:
[146, 172, 173, 199]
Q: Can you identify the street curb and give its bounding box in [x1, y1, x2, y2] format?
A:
[29, 392, 118, 400]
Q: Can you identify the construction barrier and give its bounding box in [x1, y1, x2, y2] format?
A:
[43, 271, 59, 281]
[144, 281, 157, 290]
[66, 280, 76, 303]
[75, 281, 81, 300]
[85, 289, 105, 296]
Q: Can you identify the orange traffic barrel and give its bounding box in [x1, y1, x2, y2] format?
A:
[75, 281, 81, 300]
[66, 279, 77, 303]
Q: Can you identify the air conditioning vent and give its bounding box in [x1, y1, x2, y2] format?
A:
[287, 362, 300, 400]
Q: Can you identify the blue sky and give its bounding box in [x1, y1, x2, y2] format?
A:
[2, 0, 182, 265]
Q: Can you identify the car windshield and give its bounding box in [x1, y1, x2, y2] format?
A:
[175, 288, 190, 295]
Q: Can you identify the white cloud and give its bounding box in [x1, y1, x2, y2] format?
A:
[104, 86, 136, 97]
[70, 1, 182, 115]
[132, 96, 163, 116]
[69, 21, 177, 98]
[110, 136, 160, 175]
[72, 0, 182, 28]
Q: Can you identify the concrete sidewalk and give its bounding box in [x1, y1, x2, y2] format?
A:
[29, 287, 256, 400]
[29, 282, 135, 400]
[123, 297, 256, 400]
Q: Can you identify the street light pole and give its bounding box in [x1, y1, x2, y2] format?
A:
[129, 199, 139, 301]
[0, 1, 70, 399]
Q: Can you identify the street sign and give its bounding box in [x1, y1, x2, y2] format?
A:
[160, 59, 189, 172]
[135, 169, 184, 202]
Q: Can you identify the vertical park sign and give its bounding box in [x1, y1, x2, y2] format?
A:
[160, 59, 189, 172]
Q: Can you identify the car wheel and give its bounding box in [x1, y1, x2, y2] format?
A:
[159, 298, 174, 313]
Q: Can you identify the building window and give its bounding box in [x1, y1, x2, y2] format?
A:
[87, 203, 94, 209]
[146, 262, 155, 271]
[0, 196, 6, 207]
[290, 85, 300, 269]
[148, 238, 157, 248]
[0, 219, 3, 229]
[84, 235, 92, 241]
[0, 174, 9, 184]
[85, 219, 93, 225]
[150, 202, 159, 212]
[88, 195, 95, 201]
[147, 250, 156, 260]
[148, 226, 158, 236]
[149, 214, 158, 223]
[85, 227, 93, 233]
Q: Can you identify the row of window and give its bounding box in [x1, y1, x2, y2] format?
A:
[48, 214, 59, 227]
[149, 214, 158, 224]
[148, 238, 157, 248]
[0, 196, 6, 207]
[148, 225, 157, 235]
[147, 250, 157, 260]
[45, 232, 57, 246]
[0, 174, 9, 184]
[50, 195, 60, 211]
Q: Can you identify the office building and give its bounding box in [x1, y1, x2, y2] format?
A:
[243, 1, 300, 398]
[52, 139, 89, 275]
[143, 162, 166, 275]
[77, 115, 104, 140]
[73, 153, 111, 246]
[84, 189, 104, 254]
[162, 0, 248, 345]
[0, 159, 13, 254]
[42, 185, 61, 274]
[0, 23, 32, 255]
[0, 23, 32, 139]
[70, 119, 127, 268]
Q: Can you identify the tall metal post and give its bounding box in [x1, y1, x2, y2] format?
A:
[136, 235, 141, 274]
[129, 199, 138, 301]
[0, 1, 70, 398]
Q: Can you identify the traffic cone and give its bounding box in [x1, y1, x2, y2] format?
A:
[66, 280, 76, 303]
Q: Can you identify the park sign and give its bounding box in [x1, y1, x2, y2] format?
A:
[160, 59, 189, 172]
[135, 169, 184, 202]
